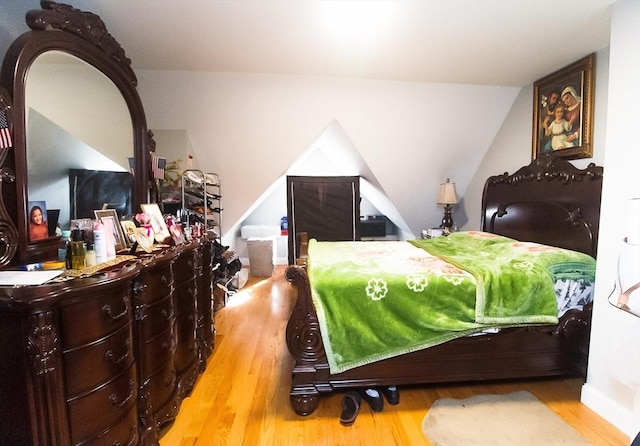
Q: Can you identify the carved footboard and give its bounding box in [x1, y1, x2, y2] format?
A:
[285, 266, 329, 415]
[285, 265, 592, 417]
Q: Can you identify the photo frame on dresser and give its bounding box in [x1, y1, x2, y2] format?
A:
[95, 209, 127, 251]
[28, 201, 48, 242]
[532, 53, 595, 160]
[141, 203, 171, 243]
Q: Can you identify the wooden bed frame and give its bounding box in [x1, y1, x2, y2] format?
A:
[284, 154, 603, 416]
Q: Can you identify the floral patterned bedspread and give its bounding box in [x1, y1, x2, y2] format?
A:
[307, 232, 596, 374]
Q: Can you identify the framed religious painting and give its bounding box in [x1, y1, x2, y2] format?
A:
[532, 53, 595, 160]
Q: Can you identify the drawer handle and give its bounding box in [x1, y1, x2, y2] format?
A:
[102, 297, 129, 321]
[187, 260, 194, 268]
[161, 338, 177, 352]
[108, 379, 135, 408]
[161, 275, 169, 285]
[104, 339, 131, 365]
[161, 308, 173, 320]
[132, 281, 144, 294]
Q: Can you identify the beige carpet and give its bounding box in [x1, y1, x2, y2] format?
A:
[422, 390, 591, 445]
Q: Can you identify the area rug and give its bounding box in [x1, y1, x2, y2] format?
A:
[422, 390, 591, 445]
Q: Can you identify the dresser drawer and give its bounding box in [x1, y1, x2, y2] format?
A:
[176, 311, 196, 344]
[60, 287, 132, 350]
[137, 262, 173, 305]
[175, 314, 197, 372]
[67, 364, 137, 444]
[147, 361, 177, 411]
[174, 283, 196, 317]
[138, 325, 175, 377]
[82, 403, 138, 446]
[174, 250, 197, 285]
[137, 292, 174, 339]
[63, 324, 134, 397]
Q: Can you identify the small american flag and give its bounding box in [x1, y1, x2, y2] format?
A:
[0, 109, 12, 149]
[152, 155, 166, 180]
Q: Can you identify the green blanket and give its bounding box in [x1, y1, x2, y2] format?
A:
[307, 232, 596, 374]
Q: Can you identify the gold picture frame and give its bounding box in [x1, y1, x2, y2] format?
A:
[532, 54, 595, 160]
[120, 220, 138, 247]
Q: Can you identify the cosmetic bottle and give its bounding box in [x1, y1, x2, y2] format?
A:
[58, 230, 71, 266]
[85, 242, 97, 267]
[70, 229, 85, 270]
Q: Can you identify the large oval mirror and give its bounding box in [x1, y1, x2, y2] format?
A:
[0, 1, 150, 264]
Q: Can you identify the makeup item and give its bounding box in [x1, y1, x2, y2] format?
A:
[85, 243, 97, 267]
[19, 263, 43, 271]
[58, 230, 71, 265]
[42, 261, 65, 270]
[70, 229, 85, 270]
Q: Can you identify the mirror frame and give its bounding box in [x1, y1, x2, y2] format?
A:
[0, 1, 151, 264]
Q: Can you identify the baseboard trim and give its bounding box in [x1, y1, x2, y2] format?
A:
[581, 382, 638, 442]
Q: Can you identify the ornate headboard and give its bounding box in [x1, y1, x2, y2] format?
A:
[481, 154, 603, 257]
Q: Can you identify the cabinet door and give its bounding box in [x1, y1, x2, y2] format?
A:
[287, 176, 360, 264]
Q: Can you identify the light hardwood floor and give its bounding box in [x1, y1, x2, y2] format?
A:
[160, 266, 628, 445]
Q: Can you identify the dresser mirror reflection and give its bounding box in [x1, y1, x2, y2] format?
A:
[0, 1, 150, 265]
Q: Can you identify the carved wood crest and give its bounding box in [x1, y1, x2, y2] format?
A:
[488, 153, 603, 186]
[26, 0, 137, 85]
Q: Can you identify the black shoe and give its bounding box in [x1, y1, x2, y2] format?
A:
[381, 386, 399, 405]
[340, 391, 362, 426]
[358, 388, 384, 412]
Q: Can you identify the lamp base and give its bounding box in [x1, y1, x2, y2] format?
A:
[440, 205, 454, 231]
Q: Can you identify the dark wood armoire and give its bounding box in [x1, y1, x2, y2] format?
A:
[286, 176, 360, 264]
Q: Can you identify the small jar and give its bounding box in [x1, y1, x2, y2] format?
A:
[85, 243, 97, 267]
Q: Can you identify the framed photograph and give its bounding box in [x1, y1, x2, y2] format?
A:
[532, 53, 594, 160]
[120, 220, 138, 247]
[28, 200, 48, 241]
[94, 209, 127, 251]
[140, 203, 171, 243]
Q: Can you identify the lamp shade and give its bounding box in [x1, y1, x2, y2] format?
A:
[437, 179, 458, 205]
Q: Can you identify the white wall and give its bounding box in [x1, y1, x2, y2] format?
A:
[136, 70, 519, 246]
[466, 2, 639, 439]
[581, 0, 640, 440]
[462, 49, 609, 230]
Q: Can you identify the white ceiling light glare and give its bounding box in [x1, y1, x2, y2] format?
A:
[315, 1, 398, 50]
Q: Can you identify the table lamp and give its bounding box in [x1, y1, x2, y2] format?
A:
[437, 178, 458, 231]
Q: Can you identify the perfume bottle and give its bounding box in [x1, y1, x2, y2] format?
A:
[70, 229, 86, 270]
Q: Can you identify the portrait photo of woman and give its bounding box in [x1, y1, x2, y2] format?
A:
[29, 201, 49, 241]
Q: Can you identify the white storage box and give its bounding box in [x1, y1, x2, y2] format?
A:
[240, 225, 280, 239]
[247, 237, 275, 277]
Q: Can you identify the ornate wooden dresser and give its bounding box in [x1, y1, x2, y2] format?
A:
[0, 237, 215, 445]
